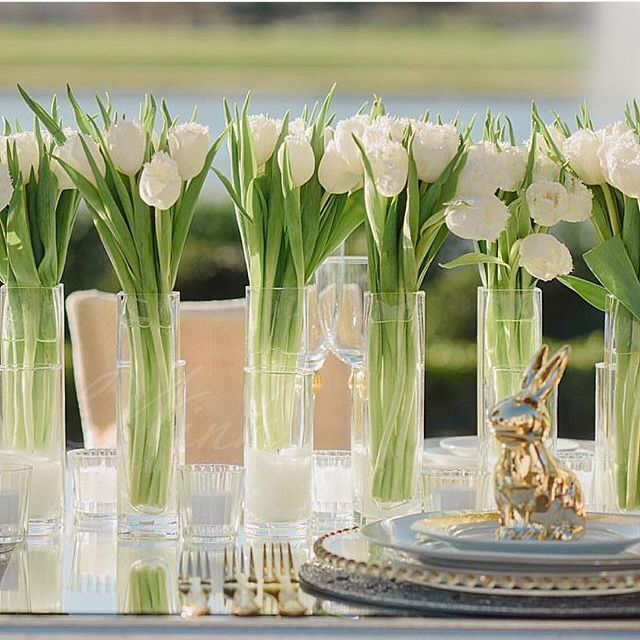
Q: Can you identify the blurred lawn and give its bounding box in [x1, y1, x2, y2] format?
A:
[0, 22, 584, 94]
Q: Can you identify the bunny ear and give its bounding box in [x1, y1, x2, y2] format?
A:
[521, 345, 548, 391]
[531, 345, 570, 404]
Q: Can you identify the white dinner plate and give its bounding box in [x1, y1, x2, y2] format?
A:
[439, 436, 580, 457]
[361, 512, 640, 570]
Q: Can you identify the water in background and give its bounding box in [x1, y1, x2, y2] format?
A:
[0, 92, 583, 198]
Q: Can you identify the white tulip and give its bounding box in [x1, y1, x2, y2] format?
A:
[366, 140, 409, 198]
[168, 122, 210, 180]
[0, 164, 13, 210]
[139, 151, 182, 210]
[533, 124, 565, 155]
[498, 143, 528, 192]
[455, 141, 502, 197]
[318, 140, 361, 194]
[43, 127, 75, 191]
[323, 126, 334, 149]
[363, 115, 408, 150]
[0, 132, 39, 184]
[288, 117, 312, 140]
[444, 194, 509, 242]
[56, 131, 105, 187]
[603, 138, 640, 198]
[562, 175, 593, 223]
[519, 234, 573, 281]
[411, 121, 459, 184]
[597, 121, 635, 184]
[277, 134, 315, 187]
[532, 154, 561, 182]
[526, 180, 568, 226]
[248, 114, 279, 166]
[106, 120, 146, 176]
[562, 129, 604, 185]
[334, 115, 370, 175]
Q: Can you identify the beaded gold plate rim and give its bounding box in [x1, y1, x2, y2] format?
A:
[313, 528, 640, 598]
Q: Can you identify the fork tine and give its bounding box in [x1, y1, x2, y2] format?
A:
[270, 543, 276, 574]
[187, 551, 194, 579]
[240, 547, 246, 574]
[233, 546, 238, 576]
[248, 546, 257, 583]
[204, 551, 211, 581]
[262, 544, 268, 580]
[286, 542, 297, 582]
[278, 543, 285, 575]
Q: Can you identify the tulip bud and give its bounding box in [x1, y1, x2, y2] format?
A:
[56, 132, 106, 187]
[0, 132, 39, 184]
[366, 140, 409, 198]
[445, 194, 509, 242]
[277, 134, 315, 188]
[318, 140, 362, 194]
[411, 121, 459, 184]
[106, 120, 146, 176]
[168, 122, 210, 180]
[562, 129, 604, 185]
[334, 115, 370, 175]
[526, 180, 568, 226]
[562, 175, 592, 223]
[0, 164, 13, 210]
[498, 143, 527, 192]
[455, 142, 502, 197]
[139, 151, 182, 210]
[248, 115, 279, 166]
[519, 234, 572, 281]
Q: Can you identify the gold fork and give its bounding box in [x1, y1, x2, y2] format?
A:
[230, 548, 260, 617]
[178, 550, 210, 617]
[275, 543, 307, 617]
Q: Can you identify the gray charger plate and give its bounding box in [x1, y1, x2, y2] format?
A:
[299, 561, 640, 619]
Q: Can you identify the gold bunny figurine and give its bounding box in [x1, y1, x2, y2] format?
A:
[488, 345, 586, 541]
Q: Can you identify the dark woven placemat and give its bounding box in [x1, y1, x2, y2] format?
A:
[299, 560, 640, 619]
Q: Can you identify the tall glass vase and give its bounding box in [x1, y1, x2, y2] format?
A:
[361, 292, 425, 523]
[116, 293, 185, 538]
[604, 295, 640, 512]
[0, 285, 65, 533]
[477, 287, 553, 473]
[244, 286, 315, 537]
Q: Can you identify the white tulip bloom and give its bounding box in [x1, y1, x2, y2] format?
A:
[56, 131, 106, 187]
[602, 138, 640, 198]
[334, 115, 370, 175]
[455, 141, 502, 196]
[363, 115, 408, 150]
[411, 121, 459, 184]
[0, 164, 13, 210]
[519, 234, 573, 281]
[498, 143, 528, 192]
[168, 122, 210, 180]
[277, 134, 315, 187]
[248, 114, 279, 166]
[366, 140, 409, 198]
[43, 127, 75, 191]
[444, 194, 509, 242]
[106, 120, 146, 176]
[597, 121, 635, 184]
[318, 140, 361, 194]
[323, 126, 334, 149]
[288, 117, 312, 140]
[139, 151, 182, 210]
[532, 154, 561, 183]
[0, 132, 39, 184]
[562, 175, 593, 223]
[533, 124, 565, 155]
[562, 129, 604, 185]
[526, 180, 568, 226]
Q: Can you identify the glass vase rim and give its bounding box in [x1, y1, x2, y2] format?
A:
[0, 363, 63, 373]
[364, 290, 425, 299]
[243, 365, 313, 376]
[117, 291, 180, 300]
[178, 463, 244, 474]
[477, 286, 541, 294]
[322, 255, 368, 264]
[67, 448, 118, 459]
[245, 285, 314, 293]
[0, 463, 33, 475]
[1, 283, 63, 292]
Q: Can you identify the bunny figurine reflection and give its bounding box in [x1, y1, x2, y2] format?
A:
[488, 345, 586, 541]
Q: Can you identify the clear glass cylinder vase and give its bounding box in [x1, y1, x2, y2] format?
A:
[244, 368, 314, 537]
[361, 291, 425, 523]
[477, 287, 554, 473]
[0, 285, 65, 533]
[116, 292, 185, 538]
[604, 294, 640, 512]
